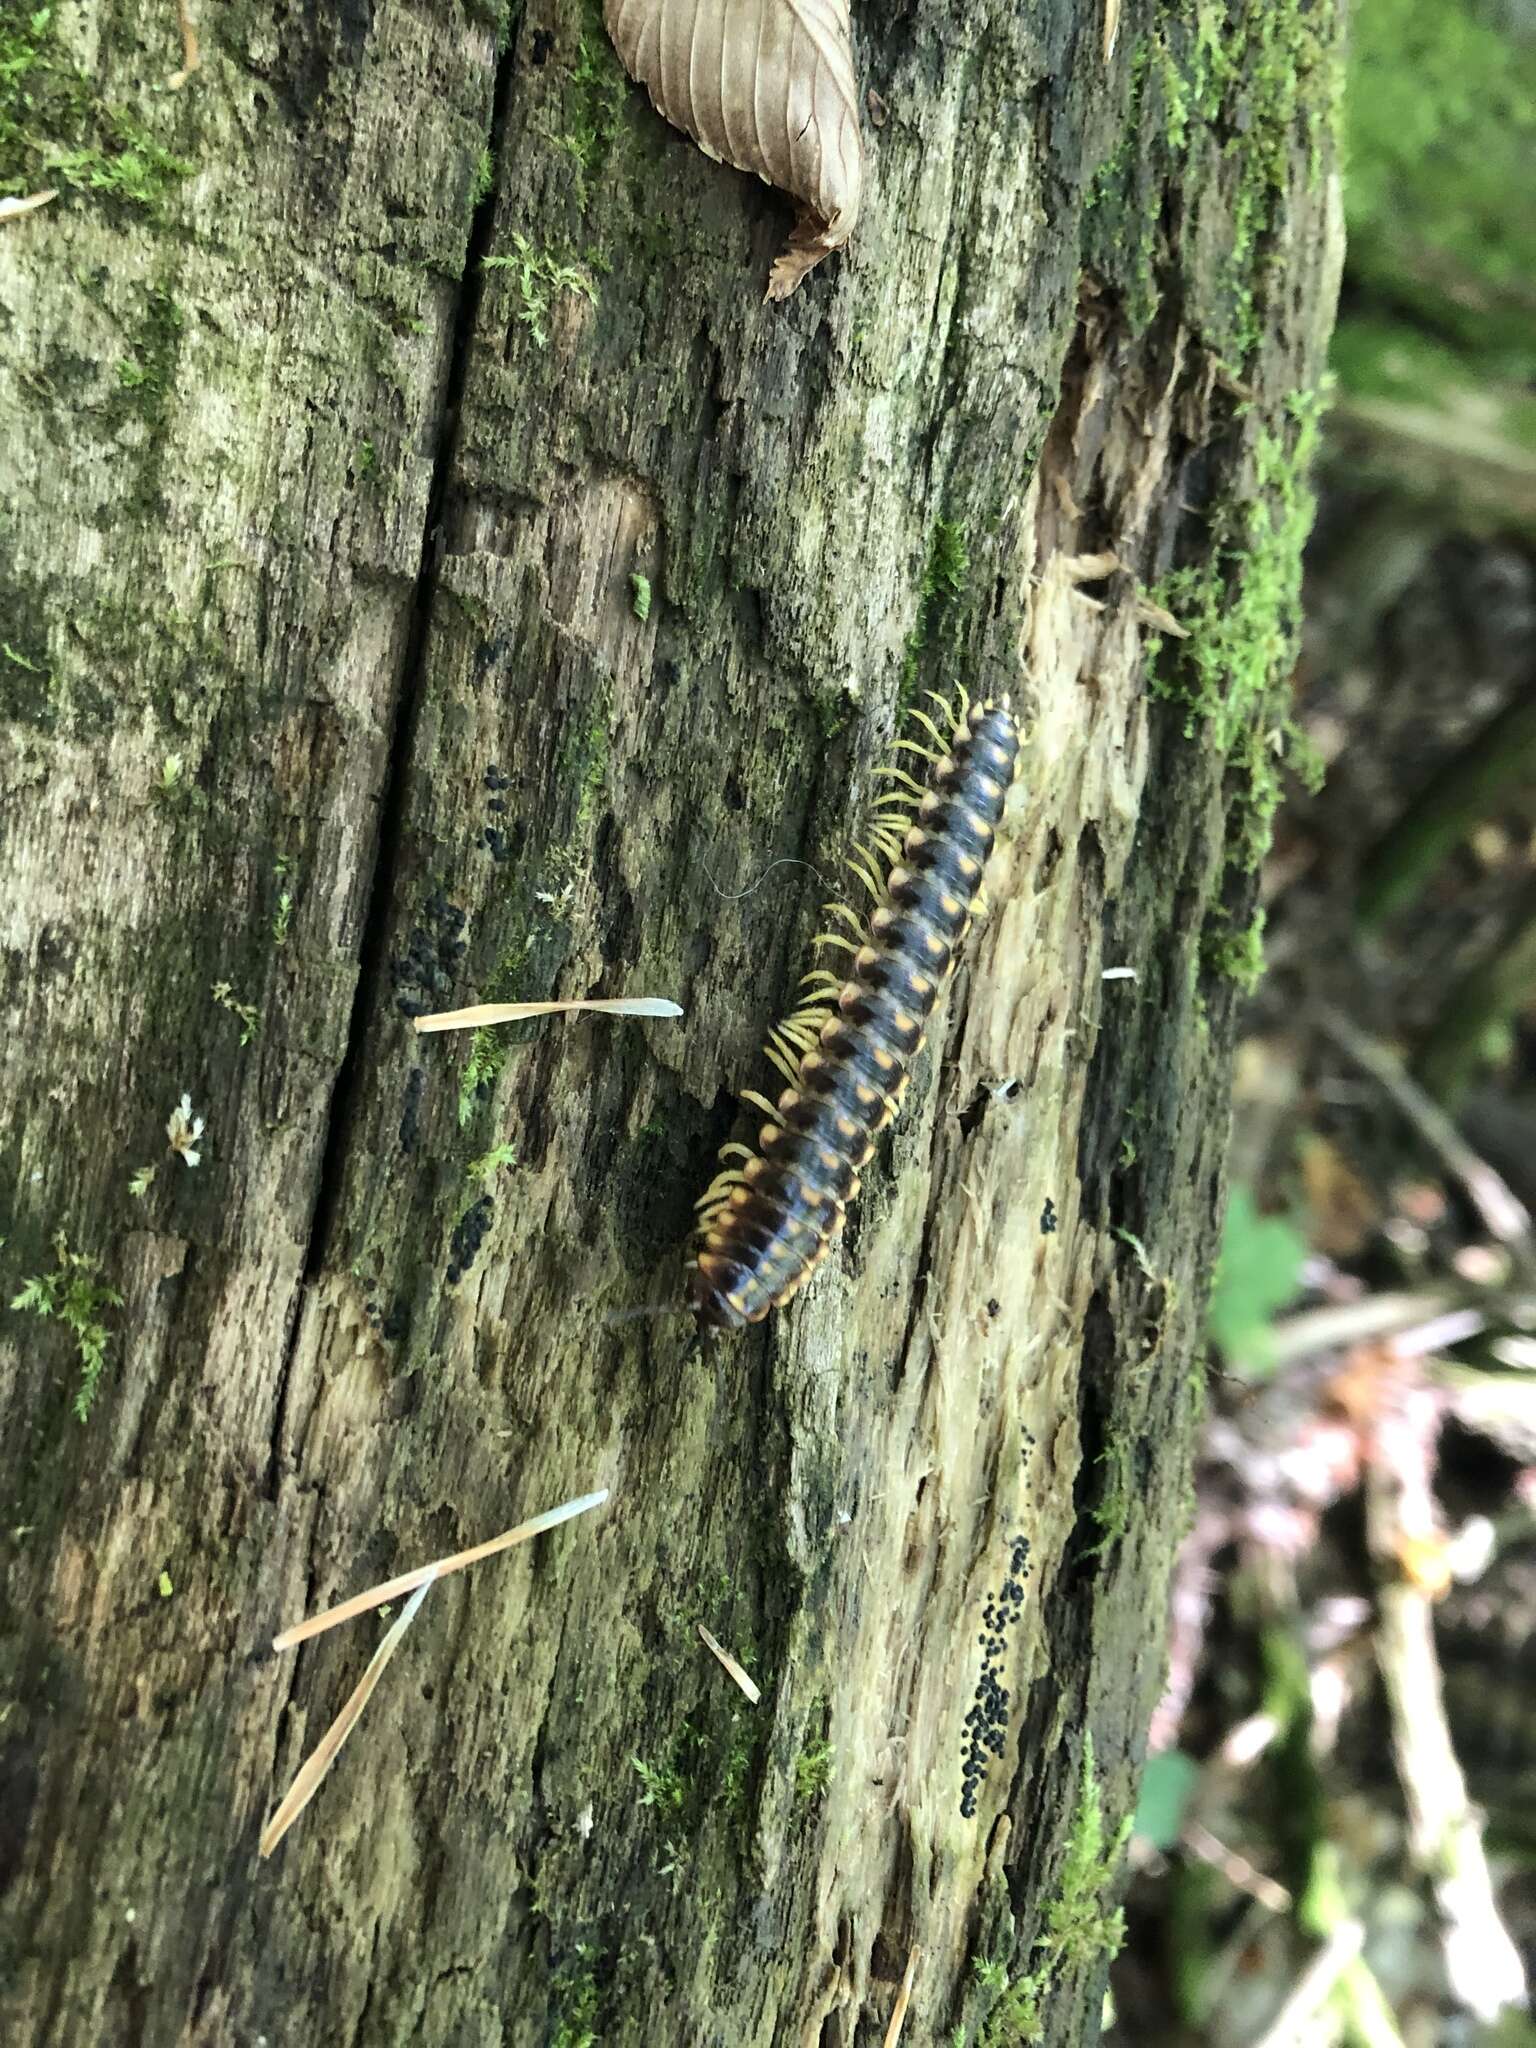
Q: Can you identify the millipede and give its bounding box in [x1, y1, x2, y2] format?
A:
[689, 688, 1020, 1330]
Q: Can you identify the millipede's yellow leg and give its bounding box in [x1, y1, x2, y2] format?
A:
[739, 1088, 785, 1126]
[875, 765, 930, 801]
[894, 738, 942, 765]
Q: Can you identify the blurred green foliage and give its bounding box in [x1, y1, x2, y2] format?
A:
[1133, 1750, 1200, 1852]
[1208, 1187, 1307, 1375]
[1345, 0, 1536, 380]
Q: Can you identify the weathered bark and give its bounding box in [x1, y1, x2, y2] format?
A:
[0, 4, 1343, 2043]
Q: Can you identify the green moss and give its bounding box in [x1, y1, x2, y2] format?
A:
[1201, 906, 1267, 992]
[471, 145, 495, 209]
[457, 932, 535, 1127]
[1147, 390, 1324, 869]
[720, 1715, 754, 1818]
[484, 232, 598, 349]
[211, 978, 260, 1046]
[110, 287, 183, 410]
[0, 7, 194, 210]
[465, 1141, 517, 1189]
[793, 1738, 835, 1806]
[560, 688, 612, 831]
[0, 629, 52, 724]
[899, 517, 970, 713]
[632, 1752, 688, 1815]
[10, 1234, 123, 1423]
[355, 439, 378, 482]
[1084, 1427, 1135, 1558]
[103, 285, 187, 526]
[977, 1736, 1132, 2046]
[557, 4, 630, 214]
[629, 571, 651, 621]
[1083, 0, 1342, 361]
[549, 1942, 601, 2048]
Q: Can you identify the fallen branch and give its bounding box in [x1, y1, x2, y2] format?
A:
[1365, 1371, 1527, 2021]
[1315, 1004, 1533, 1262]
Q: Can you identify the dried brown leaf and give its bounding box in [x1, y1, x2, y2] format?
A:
[603, 0, 863, 298]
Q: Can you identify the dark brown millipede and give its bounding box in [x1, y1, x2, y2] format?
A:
[689, 691, 1020, 1330]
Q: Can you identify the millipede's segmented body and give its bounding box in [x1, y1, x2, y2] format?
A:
[690, 696, 1019, 1330]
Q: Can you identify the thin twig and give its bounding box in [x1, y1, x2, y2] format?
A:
[1366, 1378, 1527, 2020]
[413, 998, 681, 1034]
[259, 1570, 436, 1857]
[1181, 1820, 1291, 1914]
[1249, 1920, 1367, 2048]
[697, 1624, 761, 1706]
[1268, 1292, 1456, 1366]
[272, 1490, 609, 1650]
[1316, 1004, 1533, 1260]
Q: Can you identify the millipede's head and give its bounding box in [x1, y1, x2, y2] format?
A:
[688, 1255, 752, 1331]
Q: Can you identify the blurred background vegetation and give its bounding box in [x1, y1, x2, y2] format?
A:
[1111, 2, 1536, 2041]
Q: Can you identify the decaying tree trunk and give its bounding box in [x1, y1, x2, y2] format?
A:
[0, 3, 1344, 2042]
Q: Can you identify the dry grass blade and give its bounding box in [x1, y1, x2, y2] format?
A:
[168, 0, 201, 86]
[604, 0, 862, 298]
[883, 1945, 920, 2047]
[272, 1490, 610, 1650]
[1103, 0, 1121, 63]
[0, 190, 58, 223]
[259, 1570, 436, 1858]
[697, 1623, 761, 1705]
[414, 997, 682, 1034]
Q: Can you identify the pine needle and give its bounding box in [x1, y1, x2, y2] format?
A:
[697, 1624, 761, 1705]
[272, 1490, 610, 1650]
[884, 1946, 920, 2047]
[259, 1569, 437, 1858]
[413, 998, 682, 1035]
[0, 190, 58, 224]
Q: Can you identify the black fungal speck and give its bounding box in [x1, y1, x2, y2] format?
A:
[446, 1196, 494, 1286]
[960, 1533, 1034, 1817]
[399, 1066, 425, 1153]
[391, 889, 466, 1016]
[1041, 1196, 1057, 1235]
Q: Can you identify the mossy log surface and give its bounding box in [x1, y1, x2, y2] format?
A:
[0, 4, 1343, 2042]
